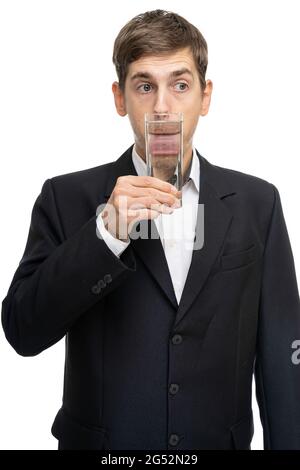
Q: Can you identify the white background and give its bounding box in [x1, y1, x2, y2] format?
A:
[0, 0, 299, 450]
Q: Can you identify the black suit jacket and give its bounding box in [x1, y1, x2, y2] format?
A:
[2, 146, 300, 450]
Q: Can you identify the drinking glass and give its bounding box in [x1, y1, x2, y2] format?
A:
[145, 112, 183, 207]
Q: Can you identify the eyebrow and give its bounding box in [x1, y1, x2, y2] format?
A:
[130, 68, 193, 81]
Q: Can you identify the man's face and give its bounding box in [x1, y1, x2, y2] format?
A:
[112, 47, 213, 162]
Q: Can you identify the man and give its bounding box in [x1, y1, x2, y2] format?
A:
[2, 10, 300, 450]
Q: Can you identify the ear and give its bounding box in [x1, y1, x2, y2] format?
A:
[112, 81, 127, 116]
[200, 79, 213, 116]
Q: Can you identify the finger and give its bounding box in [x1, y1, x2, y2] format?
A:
[124, 190, 180, 207]
[125, 175, 179, 195]
[128, 203, 174, 216]
[128, 208, 162, 222]
[127, 197, 176, 212]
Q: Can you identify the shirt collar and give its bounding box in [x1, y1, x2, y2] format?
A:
[132, 144, 200, 193]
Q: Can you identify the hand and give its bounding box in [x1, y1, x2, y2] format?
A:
[100, 175, 181, 241]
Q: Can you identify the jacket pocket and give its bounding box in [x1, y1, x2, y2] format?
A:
[51, 406, 109, 450]
[230, 412, 254, 450]
[221, 244, 258, 271]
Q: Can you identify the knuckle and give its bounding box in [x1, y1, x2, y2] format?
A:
[113, 194, 121, 208]
[145, 195, 153, 204]
[148, 188, 159, 199]
[144, 176, 152, 186]
[149, 196, 158, 206]
[142, 197, 151, 208]
[113, 187, 121, 197]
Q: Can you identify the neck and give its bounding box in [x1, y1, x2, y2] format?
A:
[182, 147, 193, 181]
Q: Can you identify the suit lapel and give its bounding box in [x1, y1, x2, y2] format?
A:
[104, 146, 236, 321]
[174, 158, 234, 327]
[103, 146, 178, 309]
[130, 219, 179, 309]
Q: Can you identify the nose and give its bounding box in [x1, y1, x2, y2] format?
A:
[153, 88, 171, 115]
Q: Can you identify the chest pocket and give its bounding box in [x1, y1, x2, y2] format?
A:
[220, 243, 258, 271]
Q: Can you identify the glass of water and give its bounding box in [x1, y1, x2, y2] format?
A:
[145, 112, 183, 207]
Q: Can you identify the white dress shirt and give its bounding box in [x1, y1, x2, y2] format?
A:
[96, 146, 200, 304]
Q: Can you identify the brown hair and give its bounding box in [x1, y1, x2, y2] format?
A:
[113, 9, 208, 92]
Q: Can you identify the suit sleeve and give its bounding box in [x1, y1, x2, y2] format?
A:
[96, 210, 131, 258]
[1, 178, 136, 357]
[254, 184, 300, 449]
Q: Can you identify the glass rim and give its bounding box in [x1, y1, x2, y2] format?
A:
[144, 112, 183, 122]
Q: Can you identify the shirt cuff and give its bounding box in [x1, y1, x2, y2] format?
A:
[96, 211, 130, 258]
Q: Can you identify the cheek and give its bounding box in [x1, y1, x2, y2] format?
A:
[128, 114, 145, 141]
[184, 113, 200, 141]
[181, 94, 202, 131]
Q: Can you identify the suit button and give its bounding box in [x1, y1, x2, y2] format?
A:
[98, 279, 106, 289]
[104, 274, 112, 284]
[169, 383, 179, 395]
[169, 434, 179, 446]
[171, 334, 182, 345]
[91, 284, 101, 294]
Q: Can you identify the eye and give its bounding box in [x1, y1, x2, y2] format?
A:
[174, 82, 189, 92]
[137, 83, 152, 93]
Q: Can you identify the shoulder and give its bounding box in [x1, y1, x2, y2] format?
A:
[50, 161, 113, 188]
[35, 161, 115, 221]
[43, 161, 114, 201]
[201, 155, 277, 209]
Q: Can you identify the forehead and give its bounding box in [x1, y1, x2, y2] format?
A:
[127, 47, 197, 79]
